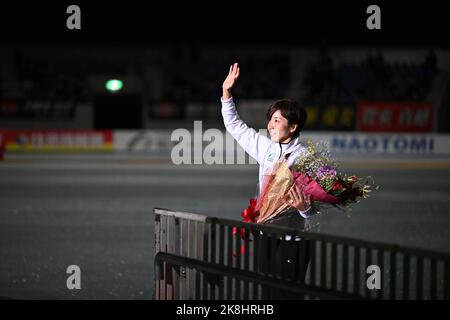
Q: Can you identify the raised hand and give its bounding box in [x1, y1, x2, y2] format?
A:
[222, 63, 240, 99]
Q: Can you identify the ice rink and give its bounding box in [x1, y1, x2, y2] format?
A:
[1, 155, 450, 299]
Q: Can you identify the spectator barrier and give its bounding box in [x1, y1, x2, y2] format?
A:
[154, 208, 450, 300]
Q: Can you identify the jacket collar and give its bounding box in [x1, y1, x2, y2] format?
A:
[277, 136, 302, 160]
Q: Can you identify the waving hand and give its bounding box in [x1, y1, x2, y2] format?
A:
[222, 63, 240, 99]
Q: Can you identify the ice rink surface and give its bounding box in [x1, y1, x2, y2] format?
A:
[1, 155, 450, 299]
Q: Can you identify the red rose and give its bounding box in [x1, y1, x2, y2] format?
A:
[332, 182, 343, 190]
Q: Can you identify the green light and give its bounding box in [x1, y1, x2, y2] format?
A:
[105, 79, 123, 92]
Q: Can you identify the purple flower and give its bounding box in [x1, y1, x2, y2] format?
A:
[316, 165, 337, 179]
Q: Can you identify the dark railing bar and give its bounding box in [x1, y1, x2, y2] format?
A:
[155, 209, 450, 300]
[403, 254, 410, 300]
[157, 211, 450, 261]
[270, 233, 278, 279]
[164, 215, 170, 299]
[321, 241, 327, 289]
[234, 246, 241, 300]
[209, 222, 216, 299]
[310, 240, 316, 287]
[444, 261, 450, 300]
[376, 250, 383, 300]
[154, 213, 161, 300]
[173, 217, 180, 299]
[155, 252, 365, 300]
[218, 224, 225, 300]
[331, 242, 337, 291]
[417, 257, 424, 300]
[156, 210, 450, 261]
[430, 259, 437, 300]
[179, 219, 188, 299]
[297, 238, 307, 283]
[342, 244, 348, 293]
[354, 246, 360, 296]
[389, 251, 396, 300]
[194, 221, 201, 300]
[252, 238, 259, 299]
[226, 225, 233, 300]
[154, 208, 207, 222]
[365, 248, 372, 299]
[243, 228, 250, 299]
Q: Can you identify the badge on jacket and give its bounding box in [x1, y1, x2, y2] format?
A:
[267, 152, 275, 162]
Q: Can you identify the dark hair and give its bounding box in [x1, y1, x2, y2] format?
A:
[266, 99, 307, 138]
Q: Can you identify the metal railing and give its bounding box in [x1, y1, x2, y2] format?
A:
[154, 208, 450, 300]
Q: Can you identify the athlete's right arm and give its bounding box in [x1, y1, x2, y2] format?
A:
[221, 63, 271, 164]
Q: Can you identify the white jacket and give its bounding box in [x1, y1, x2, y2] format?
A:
[221, 97, 316, 218]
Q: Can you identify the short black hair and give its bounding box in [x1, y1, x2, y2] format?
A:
[266, 99, 307, 138]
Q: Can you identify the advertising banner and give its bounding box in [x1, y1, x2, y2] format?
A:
[357, 102, 433, 132]
[300, 132, 450, 155]
[0, 132, 4, 160]
[1, 99, 76, 119]
[2, 130, 113, 152]
[115, 130, 450, 158]
[304, 104, 356, 131]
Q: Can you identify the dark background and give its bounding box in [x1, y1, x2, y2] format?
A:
[1, 0, 448, 47]
[1, 0, 450, 301]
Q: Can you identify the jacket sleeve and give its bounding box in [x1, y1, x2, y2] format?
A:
[298, 202, 319, 218]
[221, 97, 272, 164]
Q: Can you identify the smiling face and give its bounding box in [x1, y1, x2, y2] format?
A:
[267, 110, 298, 143]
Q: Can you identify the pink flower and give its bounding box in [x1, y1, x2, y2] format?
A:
[292, 171, 340, 204]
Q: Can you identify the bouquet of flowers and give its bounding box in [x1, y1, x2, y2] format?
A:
[240, 140, 378, 224]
